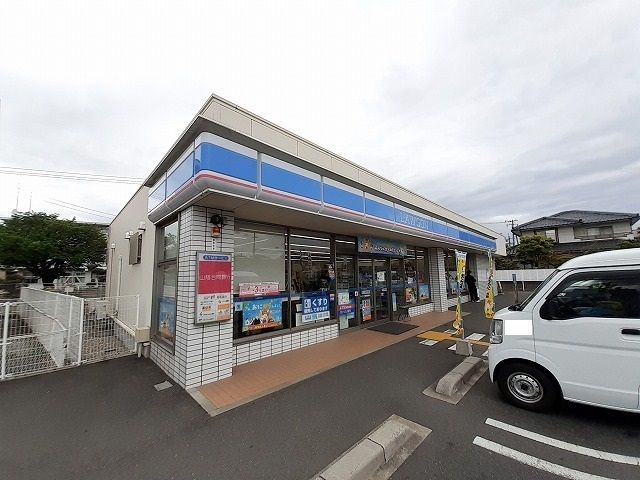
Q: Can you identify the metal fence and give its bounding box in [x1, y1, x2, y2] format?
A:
[1, 288, 140, 381]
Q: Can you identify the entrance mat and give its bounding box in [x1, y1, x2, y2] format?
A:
[368, 322, 419, 335]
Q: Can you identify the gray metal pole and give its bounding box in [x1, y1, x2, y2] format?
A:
[1, 302, 10, 380]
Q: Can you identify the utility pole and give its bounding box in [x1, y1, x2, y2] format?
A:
[505, 219, 519, 248]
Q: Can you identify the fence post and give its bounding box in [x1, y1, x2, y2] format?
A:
[77, 299, 85, 365]
[1, 302, 10, 380]
[67, 298, 73, 353]
[135, 295, 140, 329]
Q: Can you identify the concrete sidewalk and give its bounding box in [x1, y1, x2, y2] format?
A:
[197, 310, 454, 415]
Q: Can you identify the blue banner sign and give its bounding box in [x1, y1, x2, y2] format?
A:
[302, 293, 330, 323]
[358, 236, 407, 256]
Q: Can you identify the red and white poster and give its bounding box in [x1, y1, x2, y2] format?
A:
[195, 252, 232, 325]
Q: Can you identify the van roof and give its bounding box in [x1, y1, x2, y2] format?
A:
[559, 248, 640, 270]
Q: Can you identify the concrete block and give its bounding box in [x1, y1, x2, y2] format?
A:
[435, 372, 464, 397]
[367, 419, 412, 462]
[320, 439, 385, 480]
[455, 339, 473, 356]
[436, 357, 483, 397]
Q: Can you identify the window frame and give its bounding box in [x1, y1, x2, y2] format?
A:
[540, 269, 640, 320]
[152, 217, 179, 352]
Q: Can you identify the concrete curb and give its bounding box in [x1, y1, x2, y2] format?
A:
[312, 414, 431, 480]
[435, 357, 483, 397]
[423, 358, 488, 405]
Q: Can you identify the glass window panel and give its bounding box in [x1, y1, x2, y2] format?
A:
[156, 262, 177, 346]
[416, 249, 431, 302]
[163, 221, 178, 260]
[290, 230, 333, 326]
[233, 222, 286, 293]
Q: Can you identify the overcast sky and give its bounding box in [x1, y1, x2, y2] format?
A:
[1, 1, 639, 240]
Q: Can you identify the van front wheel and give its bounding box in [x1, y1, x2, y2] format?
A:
[496, 362, 558, 412]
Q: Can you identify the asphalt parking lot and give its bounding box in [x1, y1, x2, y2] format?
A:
[1, 292, 638, 479]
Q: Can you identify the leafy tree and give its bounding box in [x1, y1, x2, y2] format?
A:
[516, 235, 555, 267]
[0, 212, 107, 285]
[617, 239, 640, 249]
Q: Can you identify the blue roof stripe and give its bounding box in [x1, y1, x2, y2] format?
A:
[195, 142, 257, 184]
[262, 163, 321, 201]
[323, 184, 364, 213]
[365, 198, 395, 222]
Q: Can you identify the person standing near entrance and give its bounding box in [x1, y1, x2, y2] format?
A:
[465, 270, 480, 302]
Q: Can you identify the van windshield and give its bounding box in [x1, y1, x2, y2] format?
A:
[517, 270, 559, 310]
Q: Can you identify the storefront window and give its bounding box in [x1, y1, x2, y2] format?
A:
[404, 247, 417, 304]
[416, 249, 431, 302]
[234, 222, 286, 291]
[154, 220, 178, 348]
[233, 222, 288, 339]
[445, 250, 467, 296]
[290, 230, 334, 327]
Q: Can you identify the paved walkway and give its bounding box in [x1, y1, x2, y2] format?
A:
[196, 311, 454, 415]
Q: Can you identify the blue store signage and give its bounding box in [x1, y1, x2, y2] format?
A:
[302, 293, 330, 323]
[358, 236, 407, 256]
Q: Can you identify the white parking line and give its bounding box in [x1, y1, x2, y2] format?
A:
[473, 436, 616, 480]
[486, 418, 640, 466]
[466, 333, 485, 341]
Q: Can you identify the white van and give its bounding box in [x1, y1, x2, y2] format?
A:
[489, 248, 640, 413]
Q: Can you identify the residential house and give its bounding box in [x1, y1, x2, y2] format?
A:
[512, 210, 639, 255]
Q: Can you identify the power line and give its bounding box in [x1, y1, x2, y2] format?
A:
[0, 166, 143, 184]
[46, 198, 115, 217]
[43, 200, 114, 220]
[0, 165, 143, 180]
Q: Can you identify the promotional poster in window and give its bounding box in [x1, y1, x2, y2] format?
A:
[241, 298, 284, 332]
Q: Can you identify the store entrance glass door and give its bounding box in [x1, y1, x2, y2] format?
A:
[336, 255, 358, 329]
[390, 258, 405, 320]
[358, 258, 374, 323]
[373, 258, 389, 322]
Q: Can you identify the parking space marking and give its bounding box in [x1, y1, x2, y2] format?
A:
[466, 333, 485, 341]
[486, 418, 640, 466]
[473, 436, 616, 480]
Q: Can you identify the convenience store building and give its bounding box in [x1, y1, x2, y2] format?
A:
[107, 94, 505, 389]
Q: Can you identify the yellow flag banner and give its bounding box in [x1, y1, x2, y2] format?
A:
[453, 297, 463, 333]
[455, 250, 467, 292]
[453, 250, 467, 335]
[484, 251, 495, 319]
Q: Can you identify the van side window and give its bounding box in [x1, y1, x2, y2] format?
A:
[540, 271, 640, 320]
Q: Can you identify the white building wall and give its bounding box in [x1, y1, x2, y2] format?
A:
[428, 248, 448, 312]
[106, 186, 155, 329]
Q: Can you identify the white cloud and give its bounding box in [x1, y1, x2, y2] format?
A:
[1, 1, 638, 228]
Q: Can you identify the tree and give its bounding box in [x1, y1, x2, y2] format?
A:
[0, 212, 107, 285]
[516, 235, 555, 267]
[617, 239, 640, 249]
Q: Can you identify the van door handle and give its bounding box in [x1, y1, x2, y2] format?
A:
[621, 328, 640, 336]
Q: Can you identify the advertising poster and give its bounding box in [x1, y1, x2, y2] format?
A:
[158, 297, 176, 340]
[418, 284, 430, 301]
[242, 297, 284, 332]
[361, 297, 372, 322]
[302, 293, 330, 323]
[195, 252, 232, 325]
[405, 287, 416, 304]
[239, 282, 279, 297]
